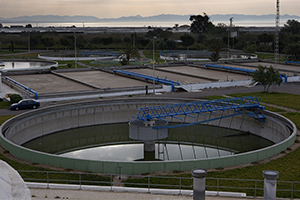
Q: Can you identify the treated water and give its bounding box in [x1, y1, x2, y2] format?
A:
[23, 123, 274, 161]
[1, 61, 50, 70]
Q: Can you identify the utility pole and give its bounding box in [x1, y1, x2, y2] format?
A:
[228, 17, 233, 61]
[152, 36, 157, 95]
[28, 32, 30, 53]
[74, 30, 77, 69]
[275, 0, 280, 67]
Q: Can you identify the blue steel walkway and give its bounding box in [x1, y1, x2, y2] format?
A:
[113, 69, 180, 92]
[206, 64, 288, 82]
[133, 96, 265, 129]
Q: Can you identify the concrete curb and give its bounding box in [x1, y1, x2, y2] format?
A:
[26, 182, 247, 198]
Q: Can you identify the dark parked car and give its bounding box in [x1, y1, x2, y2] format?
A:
[10, 99, 40, 110]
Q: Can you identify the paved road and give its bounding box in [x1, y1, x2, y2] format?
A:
[161, 82, 300, 99]
[1, 82, 300, 116]
[29, 188, 263, 200]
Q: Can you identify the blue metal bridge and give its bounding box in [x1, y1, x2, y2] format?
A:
[285, 60, 300, 65]
[205, 64, 288, 82]
[81, 50, 120, 57]
[133, 96, 265, 129]
[113, 69, 180, 92]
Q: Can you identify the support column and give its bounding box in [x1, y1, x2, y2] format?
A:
[192, 169, 207, 200]
[263, 170, 279, 200]
[144, 140, 155, 161]
[0, 73, 2, 93]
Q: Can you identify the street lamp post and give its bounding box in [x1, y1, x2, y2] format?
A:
[228, 17, 233, 61]
[74, 30, 77, 69]
[28, 32, 30, 53]
[152, 36, 157, 94]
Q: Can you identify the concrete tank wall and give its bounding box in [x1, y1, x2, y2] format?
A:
[0, 98, 297, 175]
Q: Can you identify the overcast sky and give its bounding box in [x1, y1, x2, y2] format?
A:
[0, 0, 298, 18]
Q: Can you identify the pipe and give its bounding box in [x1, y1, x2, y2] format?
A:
[113, 69, 180, 92]
[5, 77, 38, 100]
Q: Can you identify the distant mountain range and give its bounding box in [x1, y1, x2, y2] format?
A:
[1, 14, 300, 24]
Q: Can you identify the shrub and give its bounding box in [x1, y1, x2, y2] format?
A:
[10, 94, 22, 104]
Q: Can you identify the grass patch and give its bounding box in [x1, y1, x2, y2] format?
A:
[0, 115, 111, 185]
[0, 52, 41, 60]
[0, 115, 15, 125]
[0, 101, 11, 109]
[56, 61, 87, 69]
[228, 92, 300, 111]
[143, 50, 164, 63]
[202, 95, 227, 100]
[0, 92, 300, 198]
[0, 50, 26, 55]
[255, 53, 274, 59]
[262, 105, 286, 112]
[123, 93, 300, 198]
[282, 112, 300, 127]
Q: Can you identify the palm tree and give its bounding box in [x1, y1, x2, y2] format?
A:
[120, 45, 141, 65]
[207, 39, 225, 62]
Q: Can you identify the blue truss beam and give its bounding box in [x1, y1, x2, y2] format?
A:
[154, 111, 243, 129]
[113, 69, 180, 92]
[135, 96, 264, 122]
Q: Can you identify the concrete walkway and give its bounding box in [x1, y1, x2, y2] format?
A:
[29, 188, 264, 200]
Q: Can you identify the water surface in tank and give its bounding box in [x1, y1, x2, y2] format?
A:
[0, 61, 50, 70]
[23, 123, 274, 161]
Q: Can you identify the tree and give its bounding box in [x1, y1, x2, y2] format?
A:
[139, 38, 150, 48]
[257, 33, 274, 44]
[243, 44, 257, 58]
[119, 45, 141, 65]
[100, 37, 113, 46]
[174, 24, 179, 30]
[9, 40, 14, 52]
[91, 37, 102, 44]
[60, 36, 74, 50]
[9, 94, 22, 104]
[41, 37, 54, 50]
[145, 28, 172, 40]
[252, 65, 281, 92]
[180, 34, 194, 49]
[189, 13, 213, 34]
[206, 39, 225, 62]
[283, 42, 300, 60]
[166, 40, 178, 50]
[281, 19, 300, 35]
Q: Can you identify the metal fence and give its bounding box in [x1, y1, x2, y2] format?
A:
[18, 170, 300, 199]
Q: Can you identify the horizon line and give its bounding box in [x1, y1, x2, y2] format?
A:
[1, 13, 300, 19]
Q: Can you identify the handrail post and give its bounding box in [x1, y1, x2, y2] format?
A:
[217, 178, 219, 196]
[46, 172, 49, 188]
[148, 176, 150, 193]
[79, 173, 82, 190]
[254, 180, 257, 197]
[179, 177, 182, 195]
[291, 182, 294, 199]
[110, 174, 113, 191]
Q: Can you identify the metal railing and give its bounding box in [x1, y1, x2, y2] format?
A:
[18, 170, 300, 199]
[4, 76, 38, 99]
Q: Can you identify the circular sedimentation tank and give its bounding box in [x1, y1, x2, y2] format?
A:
[0, 98, 297, 175]
[38, 50, 120, 61]
[0, 59, 58, 72]
[160, 50, 257, 61]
